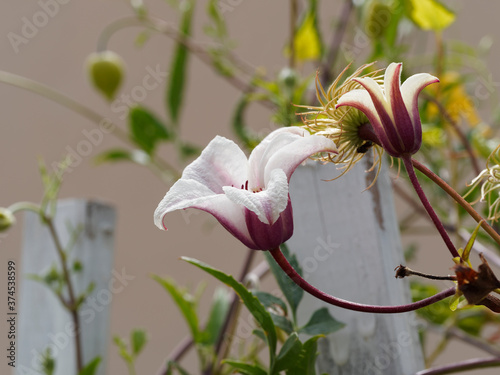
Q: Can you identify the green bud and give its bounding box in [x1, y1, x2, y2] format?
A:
[86, 51, 125, 101]
[0, 208, 15, 232]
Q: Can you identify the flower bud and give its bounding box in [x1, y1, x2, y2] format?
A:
[86, 51, 125, 101]
[0, 208, 15, 232]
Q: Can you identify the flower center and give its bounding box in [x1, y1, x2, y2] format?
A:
[233, 180, 263, 193]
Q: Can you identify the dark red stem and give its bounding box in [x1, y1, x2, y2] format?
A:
[269, 247, 455, 314]
[402, 156, 460, 259]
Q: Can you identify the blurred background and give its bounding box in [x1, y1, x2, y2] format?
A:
[1, 0, 500, 374]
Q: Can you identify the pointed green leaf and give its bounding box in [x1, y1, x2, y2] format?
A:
[274, 333, 303, 372]
[298, 307, 345, 336]
[406, 0, 455, 31]
[167, 0, 196, 124]
[152, 275, 200, 342]
[201, 287, 231, 345]
[264, 244, 304, 321]
[78, 357, 101, 375]
[113, 336, 133, 365]
[286, 335, 322, 375]
[254, 291, 288, 315]
[129, 106, 171, 155]
[270, 313, 294, 335]
[222, 360, 268, 375]
[166, 360, 192, 375]
[131, 329, 148, 356]
[462, 221, 483, 264]
[182, 257, 277, 364]
[95, 149, 151, 166]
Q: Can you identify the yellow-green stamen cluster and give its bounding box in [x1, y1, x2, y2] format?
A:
[468, 145, 500, 221]
[299, 63, 385, 184]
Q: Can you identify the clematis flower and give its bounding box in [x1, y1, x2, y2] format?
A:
[154, 127, 337, 250]
[299, 63, 385, 183]
[336, 62, 439, 158]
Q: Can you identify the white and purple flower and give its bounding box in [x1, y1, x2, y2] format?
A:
[154, 127, 337, 250]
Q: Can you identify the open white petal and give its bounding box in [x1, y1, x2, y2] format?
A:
[401, 73, 439, 125]
[223, 169, 289, 225]
[248, 127, 306, 188]
[154, 179, 255, 246]
[263, 135, 337, 185]
[383, 62, 402, 106]
[182, 136, 248, 194]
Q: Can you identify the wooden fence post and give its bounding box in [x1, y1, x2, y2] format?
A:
[287, 158, 424, 374]
[17, 200, 116, 375]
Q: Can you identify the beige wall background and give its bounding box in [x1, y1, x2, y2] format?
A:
[1, 0, 499, 374]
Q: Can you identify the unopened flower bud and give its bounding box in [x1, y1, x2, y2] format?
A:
[0, 208, 15, 232]
[86, 51, 125, 101]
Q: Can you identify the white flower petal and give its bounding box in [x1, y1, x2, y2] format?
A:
[401, 73, 439, 126]
[248, 127, 306, 188]
[223, 169, 289, 225]
[263, 134, 337, 185]
[182, 136, 248, 194]
[383, 62, 401, 106]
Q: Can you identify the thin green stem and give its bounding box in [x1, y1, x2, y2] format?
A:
[269, 247, 456, 314]
[45, 215, 83, 373]
[7, 201, 41, 215]
[412, 158, 500, 247]
[402, 157, 460, 258]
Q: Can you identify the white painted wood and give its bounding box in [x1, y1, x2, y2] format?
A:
[287, 158, 424, 374]
[17, 200, 116, 375]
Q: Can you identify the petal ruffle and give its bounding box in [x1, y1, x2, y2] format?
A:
[154, 179, 256, 248]
[263, 134, 337, 185]
[248, 127, 306, 188]
[182, 136, 248, 194]
[223, 169, 289, 225]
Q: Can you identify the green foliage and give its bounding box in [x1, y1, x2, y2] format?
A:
[167, 0, 196, 125]
[39, 348, 56, 375]
[79, 357, 102, 375]
[114, 329, 149, 375]
[298, 307, 345, 336]
[129, 105, 172, 155]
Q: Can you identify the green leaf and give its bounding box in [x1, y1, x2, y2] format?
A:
[270, 313, 294, 335]
[167, 0, 196, 124]
[95, 149, 151, 166]
[178, 141, 201, 160]
[113, 336, 133, 365]
[264, 244, 304, 321]
[222, 360, 267, 375]
[406, 0, 455, 31]
[254, 291, 288, 315]
[152, 276, 200, 342]
[457, 311, 488, 336]
[287, 335, 322, 375]
[298, 307, 345, 336]
[78, 357, 101, 375]
[200, 287, 231, 345]
[131, 329, 148, 356]
[411, 282, 452, 324]
[182, 257, 277, 365]
[129, 106, 171, 155]
[274, 333, 303, 372]
[206, 0, 228, 40]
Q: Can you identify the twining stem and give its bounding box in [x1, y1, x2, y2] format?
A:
[412, 158, 500, 247]
[416, 357, 500, 375]
[402, 157, 460, 259]
[269, 247, 455, 314]
[45, 216, 83, 373]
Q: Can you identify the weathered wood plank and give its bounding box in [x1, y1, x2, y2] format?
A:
[287, 158, 424, 374]
[17, 200, 116, 375]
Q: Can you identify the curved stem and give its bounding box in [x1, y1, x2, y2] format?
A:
[8, 201, 41, 215]
[412, 158, 500, 247]
[402, 156, 460, 258]
[269, 247, 455, 314]
[416, 357, 500, 375]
